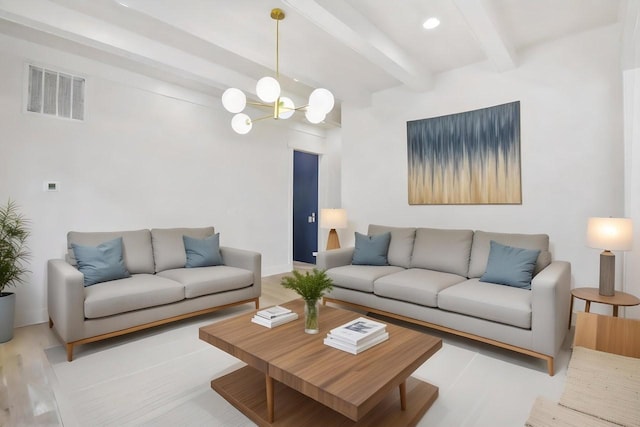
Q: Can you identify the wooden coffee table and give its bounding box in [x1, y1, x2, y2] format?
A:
[199, 299, 442, 426]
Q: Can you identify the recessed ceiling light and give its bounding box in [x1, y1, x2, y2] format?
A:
[423, 17, 440, 30]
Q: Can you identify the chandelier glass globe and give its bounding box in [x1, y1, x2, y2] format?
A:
[278, 97, 295, 119]
[256, 77, 281, 103]
[231, 113, 252, 134]
[308, 88, 335, 114]
[221, 88, 246, 113]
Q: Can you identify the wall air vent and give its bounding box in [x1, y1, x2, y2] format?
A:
[26, 64, 85, 121]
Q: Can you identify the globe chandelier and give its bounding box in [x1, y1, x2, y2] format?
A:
[221, 8, 335, 134]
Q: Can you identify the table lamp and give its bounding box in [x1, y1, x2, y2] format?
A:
[320, 209, 347, 250]
[587, 217, 633, 296]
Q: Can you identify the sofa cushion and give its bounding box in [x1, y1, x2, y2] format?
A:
[183, 234, 223, 268]
[368, 225, 416, 268]
[326, 265, 404, 293]
[480, 241, 540, 289]
[71, 237, 131, 286]
[67, 229, 154, 274]
[437, 279, 532, 329]
[158, 265, 253, 299]
[374, 268, 465, 308]
[410, 228, 474, 277]
[468, 231, 551, 279]
[151, 227, 215, 273]
[352, 232, 391, 266]
[84, 274, 184, 319]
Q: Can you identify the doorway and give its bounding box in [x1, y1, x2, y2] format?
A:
[293, 151, 318, 264]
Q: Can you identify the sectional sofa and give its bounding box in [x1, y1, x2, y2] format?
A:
[48, 227, 261, 361]
[317, 224, 571, 375]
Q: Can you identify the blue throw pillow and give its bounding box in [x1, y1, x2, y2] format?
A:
[352, 232, 391, 266]
[71, 237, 131, 287]
[480, 240, 541, 289]
[183, 233, 223, 268]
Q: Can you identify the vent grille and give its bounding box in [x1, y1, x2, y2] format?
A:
[27, 65, 85, 120]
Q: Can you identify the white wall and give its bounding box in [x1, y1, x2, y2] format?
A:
[0, 34, 331, 327]
[624, 67, 640, 318]
[340, 25, 624, 303]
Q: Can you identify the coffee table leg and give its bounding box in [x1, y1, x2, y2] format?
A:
[613, 305, 619, 317]
[399, 381, 407, 410]
[266, 375, 274, 422]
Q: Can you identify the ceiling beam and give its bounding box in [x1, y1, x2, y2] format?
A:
[282, 0, 432, 91]
[453, 0, 516, 72]
[0, 0, 257, 94]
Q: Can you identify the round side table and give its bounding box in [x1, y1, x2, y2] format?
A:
[568, 287, 640, 329]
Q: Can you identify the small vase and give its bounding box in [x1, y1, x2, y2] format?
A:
[304, 299, 320, 334]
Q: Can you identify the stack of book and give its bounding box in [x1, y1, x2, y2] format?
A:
[324, 317, 388, 354]
[251, 305, 298, 328]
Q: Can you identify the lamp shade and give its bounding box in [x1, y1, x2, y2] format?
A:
[320, 209, 347, 229]
[587, 217, 633, 251]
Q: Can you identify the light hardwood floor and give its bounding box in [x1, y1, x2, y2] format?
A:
[0, 267, 305, 427]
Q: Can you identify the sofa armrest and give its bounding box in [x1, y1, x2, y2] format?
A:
[531, 260, 572, 356]
[47, 259, 86, 343]
[316, 247, 355, 271]
[220, 247, 262, 292]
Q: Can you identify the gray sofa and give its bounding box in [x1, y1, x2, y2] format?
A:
[317, 225, 571, 375]
[48, 227, 261, 361]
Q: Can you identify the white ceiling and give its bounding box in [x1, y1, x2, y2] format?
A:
[0, 0, 626, 119]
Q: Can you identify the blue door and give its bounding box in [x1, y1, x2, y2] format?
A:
[293, 151, 318, 264]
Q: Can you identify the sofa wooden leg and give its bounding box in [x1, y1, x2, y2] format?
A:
[49, 318, 53, 328]
[254, 298, 259, 309]
[66, 343, 74, 362]
[547, 357, 554, 376]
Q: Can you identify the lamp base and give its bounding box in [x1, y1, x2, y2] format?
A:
[326, 229, 340, 250]
[598, 250, 615, 296]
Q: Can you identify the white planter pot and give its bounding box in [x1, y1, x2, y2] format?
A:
[0, 292, 16, 343]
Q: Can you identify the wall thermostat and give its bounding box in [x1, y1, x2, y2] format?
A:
[44, 181, 60, 192]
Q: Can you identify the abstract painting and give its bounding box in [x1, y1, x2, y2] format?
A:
[407, 101, 521, 205]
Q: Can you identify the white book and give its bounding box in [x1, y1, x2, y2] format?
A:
[329, 317, 387, 345]
[327, 329, 387, 347]
[324, 332, 389, 354]
[256, 305, 293, 319]
[251, 312, 298, 328]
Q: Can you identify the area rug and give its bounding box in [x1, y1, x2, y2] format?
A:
[559, 346, 640, 427]
[45, 307, 256, 427]
[45, 307, 565, 427]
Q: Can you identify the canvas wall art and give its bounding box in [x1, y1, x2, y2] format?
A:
[407, 101, 521, 205]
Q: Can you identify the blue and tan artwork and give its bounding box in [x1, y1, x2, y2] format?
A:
[407, 101, 521, 205]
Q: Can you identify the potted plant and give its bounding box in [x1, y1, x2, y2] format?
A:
[280, 268, 333, 334]
[0, 200, 31, 343]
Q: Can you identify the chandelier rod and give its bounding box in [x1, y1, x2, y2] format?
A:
[271, 8, 285, 80]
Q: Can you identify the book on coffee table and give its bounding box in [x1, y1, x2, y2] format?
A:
[324, 331, 389, 354]
[256, 305, 293, 320]
[328, 317, 387, 345]
[251, 312, 298, 328]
